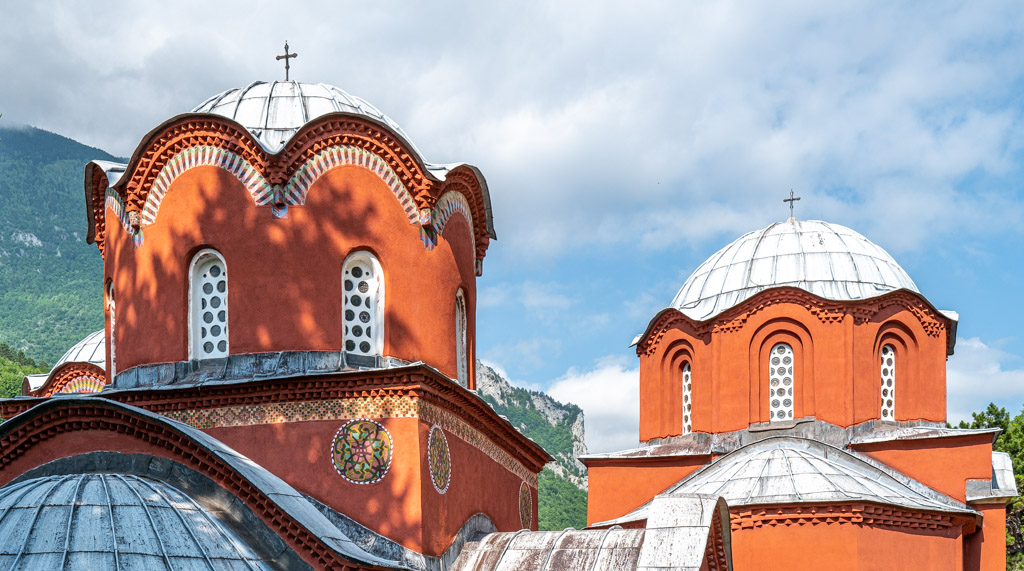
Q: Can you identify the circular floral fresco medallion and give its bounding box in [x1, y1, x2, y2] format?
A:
[519, 482, 532, 529]
[427, 425, 451, 494]
[332, 419, 393, 484]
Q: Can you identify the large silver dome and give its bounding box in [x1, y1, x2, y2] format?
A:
[671, 220, 918, 322]
[193, 81, 413, 153]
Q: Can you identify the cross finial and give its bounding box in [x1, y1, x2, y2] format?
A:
[783, 190, 801, 221]
[276, 41, 298, 81]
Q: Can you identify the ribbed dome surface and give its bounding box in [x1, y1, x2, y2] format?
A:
[671, 220, 918, 321]
[53, 330, 105, 371]
[0, 474, 270, 570]
[672, 438, 972, 515]
[193, 81, 413, 153]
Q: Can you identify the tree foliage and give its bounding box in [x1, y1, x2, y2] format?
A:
[537, 467, 588, 531]
[957, 403, 1024, 570]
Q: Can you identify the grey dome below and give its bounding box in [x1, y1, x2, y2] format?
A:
[0, 473, 271, 570]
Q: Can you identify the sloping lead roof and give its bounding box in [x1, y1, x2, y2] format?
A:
[594, 437, 978, 527]
[451, 494, 731, 571]
[670, 220, 921, 322]
[0, 473, 271, 569]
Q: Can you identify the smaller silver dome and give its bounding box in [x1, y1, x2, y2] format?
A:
[671, 220, 919, 321]
[0, 474, 270, 570]
[193, 81, 414, 153]
[52, 330, 105, 371]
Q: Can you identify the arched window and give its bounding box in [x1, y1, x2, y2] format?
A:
[343, 252, 383, 357]
[682, 363, 692, 434]
[768, 343, 794, 422]
[881, 344, 896, 420]
[455, 289, 468, 387]
[106, 279, 116, 378]
[189, 249, 228, 359]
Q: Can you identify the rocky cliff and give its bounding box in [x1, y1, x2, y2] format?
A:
[476, 360, 588, 490]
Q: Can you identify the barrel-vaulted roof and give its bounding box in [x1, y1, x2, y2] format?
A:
[671, 220, 919, 322]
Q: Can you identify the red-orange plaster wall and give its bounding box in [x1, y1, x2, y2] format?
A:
[204, 418, 534, 557]
[638, 295, 949, 441]
[730, 518, 964, 571]
[964, 503, 1008, 571]
[585, 456, 709, 525]
[851, 435, 993, 503]
[105, 166, 476, 382]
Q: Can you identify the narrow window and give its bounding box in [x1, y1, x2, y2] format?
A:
[343, 253, 383, 357]
[106, 280, 116, 378]
[769, 343, 794, 421]
[682, 363, 692, 434]
[455, 289, 468, 387]
[189, 249, 228, 359]
[881, 344, 896, 420]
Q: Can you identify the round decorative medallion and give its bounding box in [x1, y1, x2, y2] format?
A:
[427, 425, 451, 494]
[519, 482, 532, 529]
[332, 419, 393, 484]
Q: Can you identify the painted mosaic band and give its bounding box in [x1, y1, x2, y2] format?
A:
[159, 396, 537, 486]
[419, 190, 475, 252]
[105, 188, 142, 247]
[140, 145, 418, 233]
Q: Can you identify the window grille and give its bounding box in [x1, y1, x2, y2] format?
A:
[190, 250, 228, 359]
[769, 343, 794, 421]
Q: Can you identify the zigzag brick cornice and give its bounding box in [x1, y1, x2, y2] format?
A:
[277, 115, 433, 208]
[437, 167, 493, 273]
[93, 113, 495, 272]
[0, 365, 551, 475]
[119, 116, 267, 213]
[0, 399, 387, 570]
[638, 288, 950, 357]
[730, 502, 973, 534]
[35, 363, 106, 398]
[87, 166, 109, 255]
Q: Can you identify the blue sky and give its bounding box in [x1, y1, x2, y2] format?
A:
[2, 1, 1023, 452]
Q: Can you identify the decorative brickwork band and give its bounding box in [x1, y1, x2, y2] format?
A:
[731, 503, 966, 533]
[160, 395, 537, 487]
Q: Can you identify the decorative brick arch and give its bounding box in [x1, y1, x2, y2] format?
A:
[87, 113, 496, 273]
[34, 363, 106, 398]
[0, 399, 388, 571]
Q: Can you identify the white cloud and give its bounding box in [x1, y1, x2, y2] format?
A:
[947, 337, 1024, 423]
[547, 356, 640, 454]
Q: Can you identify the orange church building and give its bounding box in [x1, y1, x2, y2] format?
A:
[584, 219, 1017, 570]
[0, 74, 1014, 570]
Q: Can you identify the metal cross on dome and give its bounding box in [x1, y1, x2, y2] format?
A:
[276, 41, 298, 81]
[783, 190, 801, 220]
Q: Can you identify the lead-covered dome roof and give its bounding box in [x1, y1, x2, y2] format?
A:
[0, 473, 271, 569]
[193, 80, 415, 153]
[671, 220, 919, 322]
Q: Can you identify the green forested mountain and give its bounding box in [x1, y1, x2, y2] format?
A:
[0, 125, 116, 361]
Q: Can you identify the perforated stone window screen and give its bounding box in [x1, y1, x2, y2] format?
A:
[343, 253, 383, 357]
[682, 363, 692, 434]
[455, 290, 468, 387]
[106, 280, 116, 378]
[881, 345, 896, 420]
[768, 343, 794, 422]
[190, 250, 228, 359]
